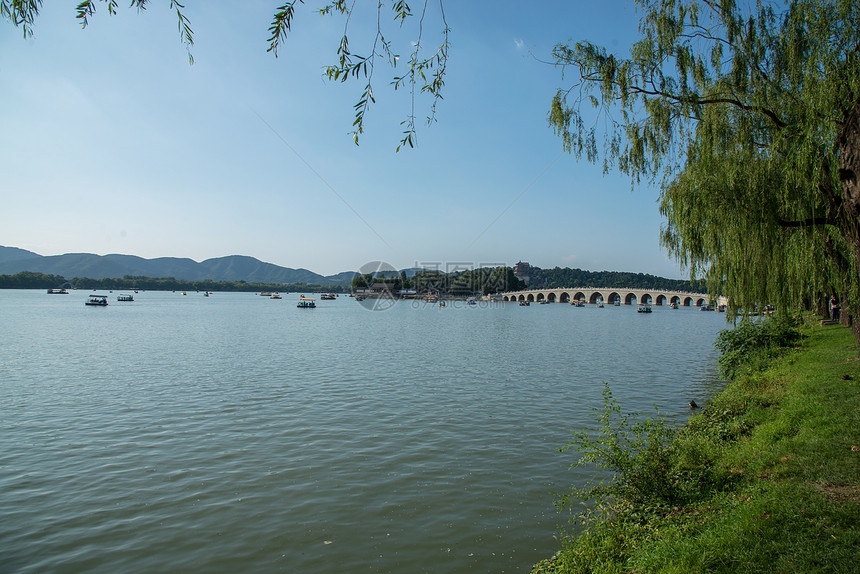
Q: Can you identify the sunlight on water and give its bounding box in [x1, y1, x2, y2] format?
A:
[0, 290, 728, 573]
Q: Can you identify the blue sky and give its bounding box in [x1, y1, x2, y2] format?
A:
[1, 1, 687, 278]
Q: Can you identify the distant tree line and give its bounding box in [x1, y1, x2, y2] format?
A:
[3, 267, 707, 295]
[349, 265, 708, 295]
[0, 272, 347, 293]
[351, 266, 527, 296]
[523, 267, 708, 293]
[0, 271, 69, 289]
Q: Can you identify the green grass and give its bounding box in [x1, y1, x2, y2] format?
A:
[533, 322, 860, 573]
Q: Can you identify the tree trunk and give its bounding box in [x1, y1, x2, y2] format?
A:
[837, 98, 860, 347]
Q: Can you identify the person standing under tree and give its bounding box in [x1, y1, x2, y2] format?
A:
[830, 295, 840, 322]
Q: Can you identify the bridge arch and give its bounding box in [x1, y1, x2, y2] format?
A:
[501, 288, 713, 308]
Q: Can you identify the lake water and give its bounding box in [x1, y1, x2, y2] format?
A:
[0, 290, 729, 573]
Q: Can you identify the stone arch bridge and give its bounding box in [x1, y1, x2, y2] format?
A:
[500, 287, 719, 307]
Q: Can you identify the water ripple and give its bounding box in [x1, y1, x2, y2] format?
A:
[0, 291, 728, 573]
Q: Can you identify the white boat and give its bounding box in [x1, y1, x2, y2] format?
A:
[85, 295, 108, 306]
[637, 304, 652, 313]
[117, 294, 133, 302]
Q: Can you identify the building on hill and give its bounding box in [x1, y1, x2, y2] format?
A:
[513, 261, 531, 284]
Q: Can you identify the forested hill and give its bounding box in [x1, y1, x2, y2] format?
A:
[526, 266, 706, 293]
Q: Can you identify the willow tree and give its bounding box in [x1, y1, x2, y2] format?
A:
[549, 0, 860, 338]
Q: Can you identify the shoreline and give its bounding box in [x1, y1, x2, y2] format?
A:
[531, 320, 860, 572]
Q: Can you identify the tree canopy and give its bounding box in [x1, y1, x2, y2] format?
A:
[549, 0, 860, 340]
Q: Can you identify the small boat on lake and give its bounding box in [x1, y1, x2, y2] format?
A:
[47, 288, 68, 294]
[519, 300, 530, 306]
[117, 294, 133, 302]
[297, 295, 316, 308]
[85, 295, 108, 306]
[637, 304, 652, 313]
[321, 293, 336, 300]
[271, 292, 282, 299]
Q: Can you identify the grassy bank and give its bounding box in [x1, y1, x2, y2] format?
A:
[533, 321, 860, 573]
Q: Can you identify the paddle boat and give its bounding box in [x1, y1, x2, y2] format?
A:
[297, 295, 316, 308]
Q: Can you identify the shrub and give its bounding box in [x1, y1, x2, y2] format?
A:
[558, 385, 680, 519]
[715, 317, 801, 378]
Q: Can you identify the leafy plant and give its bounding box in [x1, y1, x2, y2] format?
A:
[558, 384, 680, 520]
[715, 317, 801, 378]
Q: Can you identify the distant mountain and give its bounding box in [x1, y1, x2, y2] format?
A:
[325, 270, 359, 284]
[0, 249, 348, 286]
[0, 245, 41, 263]
[197, 256, 329, 284]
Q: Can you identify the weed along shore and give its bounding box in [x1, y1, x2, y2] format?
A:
[531, 320, 860, 573]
